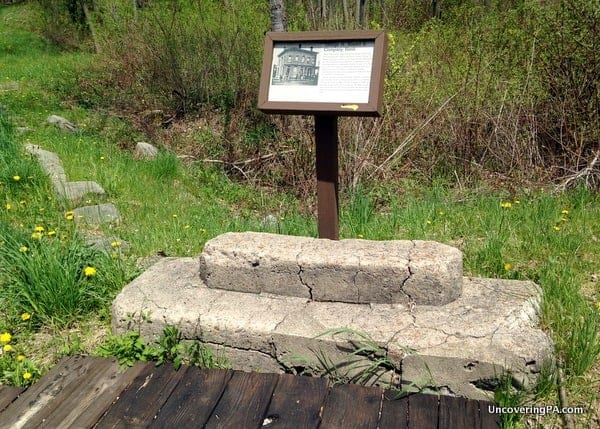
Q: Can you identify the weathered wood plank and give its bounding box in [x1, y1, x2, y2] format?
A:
[95, 362, 188, 428]
[319, 383, 383, 429]
[150, 367, 233, 428]
[0, 386, 25, 412]
[0, 355, 100, 429]
[439, 395, 481, 429]
[41, 358, 147, 428]
[478, 400, 502, 429]
[379, 391, 409, 429]
[408, 393, 439, 429]
[204, 371, 279, 429]
[261, 374, 330, 429]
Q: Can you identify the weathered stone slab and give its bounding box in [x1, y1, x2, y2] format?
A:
[112, 257, 553, 400]
[55, 181, 105, 203]
[199, 232, 462, 305]
[24, 144, 67, 183]
[73, 203, 121, 226]
[47, 114, 78, 132]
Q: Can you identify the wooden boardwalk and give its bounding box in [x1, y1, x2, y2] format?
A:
[0, 355, 500, 428]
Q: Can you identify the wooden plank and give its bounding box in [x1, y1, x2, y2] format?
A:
[261, 374, 329, 429]
[319, 383, 383, 429]
[95, 362, 188, 428]
[150, 367, 233, 428]
[0, 355, 101, 429]
[408, 393, 439, 429]
[439, 395, 483, 429]
[379, 391, 409, 429]
[204, 371, 279, 429]
[0, 386, 25, 412]
[478, 400, 502, 429]
[41, 358, 147, 428]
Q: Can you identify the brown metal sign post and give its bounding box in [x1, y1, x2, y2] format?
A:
[258, 30, 387, 240]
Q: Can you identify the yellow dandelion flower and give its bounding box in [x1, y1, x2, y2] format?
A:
[358, 234, 364, 239]
[595, 301, 600, 310]
[21, 312, 31, 321]
[47, 230, 56, 237]
[84, 266, 97, 277]
[553, 226, 561, 231]
[438, 210, 445, 216]
[504, 263, 512, 271]
[110, 241, 121, 248]
[3, 344, 13, 352]
[22, 372, 32, 380]
[561, 209, 570, 215]
[12, 175, 20, 181]
[560, 217, 568, 222]
[17, 355, 25, 362]
[0, 332, 11, 343]
[5, 203, 11, 210]
[34, 226, 44, 233]
[501, 202, 512, 209]
[65, 211, 74, 221]
[18, 246, 28, 253]
[31, 232, 42, 240]
[426, 220, 432, 225]
[514, 200, 521, 204]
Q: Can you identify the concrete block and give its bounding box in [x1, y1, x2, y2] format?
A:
[112, 257, 553, 400]
[199, 232, 462, 305]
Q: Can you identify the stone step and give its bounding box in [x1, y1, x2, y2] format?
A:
[112, 256, 553, 401]
[55, 180, 106, 204]
[200, 232, 463, 305]
[73, 203, 121, 226]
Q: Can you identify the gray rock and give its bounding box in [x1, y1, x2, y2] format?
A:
[73, 203, 121, 226]
[55, 181, 105, 204]
[199, 232, 462, 305]
[24, 144, 67, 184]
[134, 142, 158, 160]
[47, 115, 78, 132]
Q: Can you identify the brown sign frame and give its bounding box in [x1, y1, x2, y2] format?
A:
[258, 30, 387, 117]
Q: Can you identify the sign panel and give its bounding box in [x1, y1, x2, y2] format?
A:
[258, 30, 387, 117]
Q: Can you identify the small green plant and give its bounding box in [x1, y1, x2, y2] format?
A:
[494, 372, 528, 428]
[0, 315, 42, 387]
[299, 328, 406, 387]
[96, 331, 160, 368]
[96, 326, 229, 370]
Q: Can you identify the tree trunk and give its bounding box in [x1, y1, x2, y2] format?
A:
[81, 0, 101, 53]
[269, 0, 287, 32]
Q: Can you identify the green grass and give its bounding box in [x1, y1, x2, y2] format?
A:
[1, 4, 599, 426]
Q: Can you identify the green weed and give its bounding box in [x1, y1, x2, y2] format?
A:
[97, 326, 229, 370]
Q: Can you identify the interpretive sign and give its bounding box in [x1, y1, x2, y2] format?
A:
[259, 30, 387, 116]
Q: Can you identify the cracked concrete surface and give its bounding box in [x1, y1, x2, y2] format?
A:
[112, 256, 553, 401]
[199, 232, 462, 305]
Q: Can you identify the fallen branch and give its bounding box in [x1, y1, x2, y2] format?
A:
[555, 149, 600, 192]
[198, 149, 296, 167]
